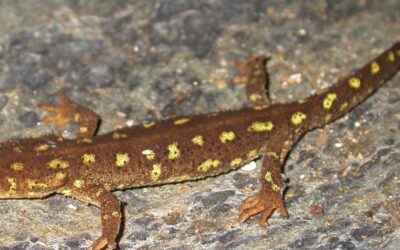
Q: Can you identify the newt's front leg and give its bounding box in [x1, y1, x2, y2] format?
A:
[60, 186, 122, 250]
[38, 91, 100, 139]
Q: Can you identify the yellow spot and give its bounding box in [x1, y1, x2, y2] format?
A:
[80, 126, 88, 133]
[80, 138, 93, 144]
[7, 178, 17, 193]
[247, 150, 258, 159]
[48, 159, 70, 169]
[143, 122, 155, 128]
[253, 105, 269, 110]
[62, 189, 72, 196]
[27, 180, 48, 190]
[34, 144, 49, 152]
[264, 172, 273, 182]
[56, 172, 66, 180]
[82, 153, 96, 165]
[340, 102, 348, 112]
[112, 132, 127, 139]
[348, 77, 361, 89]
[219, 131, 236, 143]
[73, 179, 85, 189]
[74, 113, 81, 122]
[298, 99, 308, 104]
[247, 121, 274, 132]
[13, 146, 23, 153]
[370, 61, 380, 74]
[112, 211, 120, 217]
[388, 51, 395, 62]
[322, 93, 337, 110]
[272, 184, 280, 192]
[250, 93, 262, 102]
[174, 118, 190, 125]
[167, 142, 180, 160]
[197, 159, 221, 172]
[325, 114, 333, 123]
[10, 162, 24, 171]
[291, 112, 307, 125]
[142, 149, 156, 160]
[267, 152, 279, 160]
[115, 153, 130, 167]
[96, 190, 103, 197]
[151, 164, 162, 182]
[191, 135, 204, 146]
[230, 158, 242, 167]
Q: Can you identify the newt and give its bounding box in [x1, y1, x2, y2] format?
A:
[1, 42, 399, 249]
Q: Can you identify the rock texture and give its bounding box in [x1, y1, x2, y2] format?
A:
[0, 0, 399, 249]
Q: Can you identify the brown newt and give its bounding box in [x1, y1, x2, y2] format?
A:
[0, 42, 399, 249]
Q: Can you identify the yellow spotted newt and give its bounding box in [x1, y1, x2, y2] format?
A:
[1, 42, 399, 249]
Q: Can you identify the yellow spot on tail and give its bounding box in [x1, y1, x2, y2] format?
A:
[48, 159, 70, 169]
[297, 99, 307, 104]
[151, 164, 162, 182]
[168, 142, 180, 160]
[82, 153, 96, 165]
[323, 93, 337, 110]
[27, 180, 48, 190]
[291, 112, 307, 125]
[7, 178, 17, 193]
[191, 135, 204, 146]
[370, 61, 380, 74]
[56, 172, 66, 180]
[13, 146, 23, 153]
[34, 144, 49, 152]
[10, 162, 24, 171]
[112, 211, 120, 217]
[250, 93, 262, 102]
[388, 51, 395, 62]
[325, 114, 333, 123]
[73, 180, 85, 189]
[115, 153, 130, 167]
[253, 105, 269, 110]
[272, 184, 280, 192]
[79, 126, 88, 133]
[174, 118, 190, 125]
[80, 138, 93, 144]
[143, 122, 155, 128]
[62, 189, 72, 196]
[247, 121, 274, 132]
[142, 149, 156, 160]
[340, 102, 348, 112]
[247, 150, 258, 159]
[348, 77, 361, 89]
[230, 158, 242, 167]
[112, 132, 127, 139]
[264, 172, 273, 182]
[198, 159, 221, 172]
[219, 131, 236, 143]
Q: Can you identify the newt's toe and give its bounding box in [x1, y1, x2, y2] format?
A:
[239, 191, 288, 227]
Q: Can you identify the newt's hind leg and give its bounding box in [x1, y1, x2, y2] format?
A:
[239, 144, 292, 227]
[38, 91, 100, 139]
[233, 53, 271, 107]
[59, 186, 122, 250]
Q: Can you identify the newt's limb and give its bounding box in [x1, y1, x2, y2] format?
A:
[234, 53, 271, 106]
[60, 186, 122, 250]
[38, 91, 100, 139]
[239, 155, 288, 227]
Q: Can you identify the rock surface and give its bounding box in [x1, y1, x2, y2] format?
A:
[0, 0, 399, 249]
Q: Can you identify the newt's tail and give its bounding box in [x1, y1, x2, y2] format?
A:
[304, 42, 400, 129]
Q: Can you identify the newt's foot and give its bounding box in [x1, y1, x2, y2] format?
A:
[88, 236, 116, 250]
[38, 91, 100, 138]
[239, 191, 288, 228]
